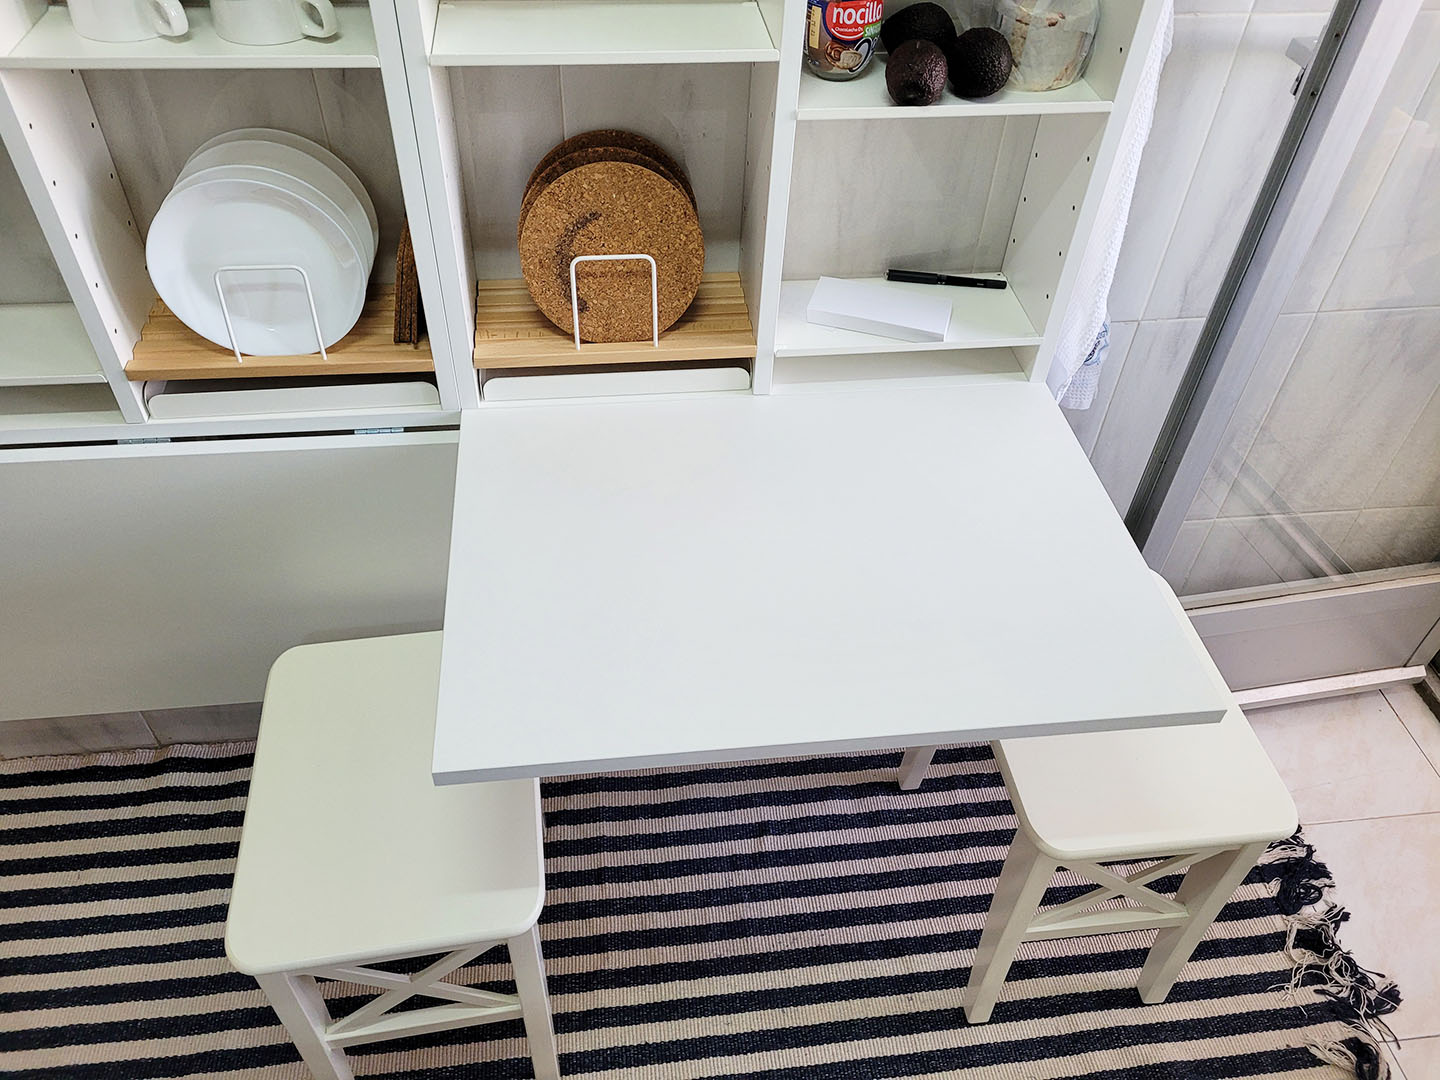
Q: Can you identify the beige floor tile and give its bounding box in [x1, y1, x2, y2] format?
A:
[1384, 1042, 1406, 1080]
[1246, 691, 1440, 823]
[142, 703, 261, 745]
[1383, 685, 1440, 779]
[0, 712, 156, 759]
[1307, 814, 1440, 1040]
[1394, 1035, 1440, 1079]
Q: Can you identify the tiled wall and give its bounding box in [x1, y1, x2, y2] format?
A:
[1062, 0, 1334, 518]
[1067, 0, 1440, 597]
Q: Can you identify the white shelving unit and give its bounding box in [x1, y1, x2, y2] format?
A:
[0, 0, 466, 443]
[0, 0, 1164, 436]
[392, 0, 1159, 402]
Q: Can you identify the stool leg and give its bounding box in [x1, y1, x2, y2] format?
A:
[897, 746, 938, 791]
[510, 925, 561, 1080]
[964, 830, 1058, 1024]
[1137, 840, 1268, 1004]
[255, 972, 352, 1080]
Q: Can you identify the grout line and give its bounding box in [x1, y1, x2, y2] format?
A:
[1305, 809, 1440, 828]
[1382, 685, 1440, 784]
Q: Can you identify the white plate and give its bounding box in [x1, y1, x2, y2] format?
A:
[148, 173, 367, 356]
[173, 162, 373, 276]
[188, 128, 379, 247]
[179, 140, 376, 267]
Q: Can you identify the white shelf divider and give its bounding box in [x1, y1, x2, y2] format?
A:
[0, 303, 104, 385]
[429, 0, 778, 65]
[775, 276, 1043, 357]
[0, 4, 379, 69]
[797, 61, 1112, 121]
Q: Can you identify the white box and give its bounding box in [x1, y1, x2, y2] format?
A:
[805, 277, 953, 343]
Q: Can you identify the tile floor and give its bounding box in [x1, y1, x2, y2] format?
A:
[1246, 684, 1440, 1077]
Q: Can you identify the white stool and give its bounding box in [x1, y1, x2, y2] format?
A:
[226, 633, 561, 1080]
[899, 574, 1297, 1024]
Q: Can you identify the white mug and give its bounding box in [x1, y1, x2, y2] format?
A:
[210, 0, 339, 45]
[67, 0, 188, 42]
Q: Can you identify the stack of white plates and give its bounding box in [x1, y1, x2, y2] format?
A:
[147, 129, 379, 357]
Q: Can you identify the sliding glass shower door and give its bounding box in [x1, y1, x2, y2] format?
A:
[1136, 0, 1440, 684]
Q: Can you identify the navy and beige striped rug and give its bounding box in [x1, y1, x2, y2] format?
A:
[1, 742, 1399, 1079]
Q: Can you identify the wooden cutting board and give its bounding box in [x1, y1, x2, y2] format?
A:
[518, 161, 704, 343]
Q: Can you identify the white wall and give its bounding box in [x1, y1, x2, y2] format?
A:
[0, 433, 456, 725]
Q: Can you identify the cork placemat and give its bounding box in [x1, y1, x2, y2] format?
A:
[518, 146, 689, 245]
[525, 130, 696, 208]
[519, 161, 704, 343]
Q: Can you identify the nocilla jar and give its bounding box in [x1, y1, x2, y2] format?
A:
[805, 0, 883, 80]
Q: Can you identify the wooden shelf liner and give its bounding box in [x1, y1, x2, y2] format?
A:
[474, 272, 756, 369]
[127, 287, 433, 381]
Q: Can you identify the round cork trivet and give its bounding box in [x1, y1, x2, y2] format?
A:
[517, 146, 689, 246]
[525, 129, 696, 208]
[519, 161, 704, 343]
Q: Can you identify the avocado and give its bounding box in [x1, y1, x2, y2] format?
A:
[947, 27, 1013, 99]
[886, 40, 949, 107]
[880, 3, 958, 55]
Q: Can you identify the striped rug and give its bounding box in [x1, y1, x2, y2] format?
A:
[1, 742, 1399, 1079]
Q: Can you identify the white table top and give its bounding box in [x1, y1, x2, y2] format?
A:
[435, 382, 1229, 784]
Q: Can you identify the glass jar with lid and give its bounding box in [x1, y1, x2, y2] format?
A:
[995, 0, 1098, 91]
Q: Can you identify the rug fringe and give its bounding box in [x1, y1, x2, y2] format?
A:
[1262, 832, 1402, 1079]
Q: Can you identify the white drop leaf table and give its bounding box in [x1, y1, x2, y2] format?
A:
[434, 382, 1230, 783]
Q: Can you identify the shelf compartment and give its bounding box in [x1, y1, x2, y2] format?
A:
[474, 273, 756, 369]
[775, 276, 1041, 357]
[429, 1, 778, 66]
[772, 348, 1028, 392]
[797, 61, 1111, 120]
[0, 384, 123, 432]
[126, 287, 434, 381]
[0, 5, 379, 69]
[0, 304, 105, 386]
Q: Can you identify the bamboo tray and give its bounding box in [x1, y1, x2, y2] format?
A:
[126, 286, 432, 381]
[474, 272, 755, 369]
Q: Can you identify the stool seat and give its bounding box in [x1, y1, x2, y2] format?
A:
[995, 705, 1297, 863]
[226, 632, 545, 977]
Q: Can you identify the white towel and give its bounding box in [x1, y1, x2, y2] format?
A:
[1049, 0, 1174, 407]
